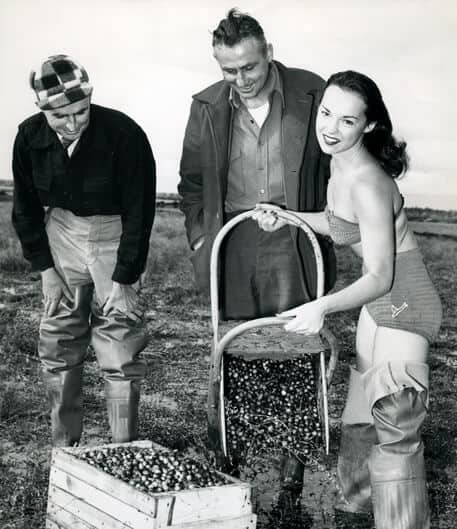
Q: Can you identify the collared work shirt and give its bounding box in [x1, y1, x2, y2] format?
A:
[225, 63, 286, 212]
[57, 133, 79, 157]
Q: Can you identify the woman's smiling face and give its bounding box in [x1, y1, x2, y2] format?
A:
[316, 85, 374, 156]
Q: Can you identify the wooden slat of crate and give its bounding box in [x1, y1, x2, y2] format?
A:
[46, 518, 90, 529]
[170, 513, 257, 529]
[165, 481, 253, 525]
[47, 487, 135, 529]
[47, 501, 97, 529]
[46, 510, 94, 529]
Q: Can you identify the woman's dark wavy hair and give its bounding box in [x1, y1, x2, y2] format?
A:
[212, 8, 267, 54]
[326, 70, 408, 178]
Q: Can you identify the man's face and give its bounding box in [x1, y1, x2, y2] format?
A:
[43, 96, 91, 141]
[213, 37, 272, 100]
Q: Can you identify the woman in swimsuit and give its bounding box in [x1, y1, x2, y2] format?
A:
[253, 70, 441, 529]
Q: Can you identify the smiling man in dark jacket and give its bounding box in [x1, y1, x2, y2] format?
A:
[12, 54, 156, 446]
[178, 9, 335, 319]
[178, 8, 336, 495]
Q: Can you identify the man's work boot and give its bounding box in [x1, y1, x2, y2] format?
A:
[105, 379, 140, 443]
[43, 366, 84, 446]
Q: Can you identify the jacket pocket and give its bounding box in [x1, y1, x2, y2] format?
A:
[82, 149, 114, 192]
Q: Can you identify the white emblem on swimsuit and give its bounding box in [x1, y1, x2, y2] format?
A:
[391, 302, 408, 318]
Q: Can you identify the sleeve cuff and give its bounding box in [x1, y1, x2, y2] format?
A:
[112, 264, 142, 285]
[30, 253, 55, 273]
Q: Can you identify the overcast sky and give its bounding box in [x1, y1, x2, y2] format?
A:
[1, 0, 456, 209]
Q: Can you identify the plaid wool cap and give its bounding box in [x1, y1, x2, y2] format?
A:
[30, 54, 93, 110]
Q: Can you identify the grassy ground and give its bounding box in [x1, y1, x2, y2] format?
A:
[0, 201, 456, 529]
[406, 207, 457, 223]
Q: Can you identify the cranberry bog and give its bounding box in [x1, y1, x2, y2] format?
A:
[0, 202, 456, 529]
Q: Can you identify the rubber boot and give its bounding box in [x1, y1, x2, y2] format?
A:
[268, 487, 313, 529]
[105, 379, 140, 443]
[279, 455, 304, 490]
[336, 423, 377, 513]
[369, 388, 430, 529]
[43, 366, 84, 446]
[335, 367, 376, 513]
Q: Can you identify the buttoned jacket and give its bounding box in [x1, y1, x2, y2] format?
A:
[12, 104, 156, 284]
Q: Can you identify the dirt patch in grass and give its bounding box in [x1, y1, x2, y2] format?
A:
[1, 202, 456, 528]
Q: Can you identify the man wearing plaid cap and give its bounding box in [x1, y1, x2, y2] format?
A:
[12, 55, 156, 446]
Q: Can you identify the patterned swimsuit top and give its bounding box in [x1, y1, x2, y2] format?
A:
[326, 195, 404, 246]
[326, 208, 362, 245]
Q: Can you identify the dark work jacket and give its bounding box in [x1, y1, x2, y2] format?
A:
[12, 104, 156, 284]
[178, 61, 336, 299]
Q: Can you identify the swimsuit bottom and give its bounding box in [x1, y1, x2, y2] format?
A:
[365, 248, 442, 343]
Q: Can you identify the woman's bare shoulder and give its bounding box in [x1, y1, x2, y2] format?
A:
[351, 162, 396, 214]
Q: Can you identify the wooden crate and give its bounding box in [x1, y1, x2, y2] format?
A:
[46, 440, 257, 529]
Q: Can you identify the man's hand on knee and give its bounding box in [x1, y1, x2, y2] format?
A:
[41, 267, 74, 317]
[103, 281, 143, 322]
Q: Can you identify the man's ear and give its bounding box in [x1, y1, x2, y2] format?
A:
[364, 121, 376, 134]
[267, 43, 273, 62]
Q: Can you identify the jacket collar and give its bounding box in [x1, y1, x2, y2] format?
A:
[193, 79, 230, 106]
[80, 105, 112, 152]
[192, 60, 315, 106]
[28, 115, 58, 149]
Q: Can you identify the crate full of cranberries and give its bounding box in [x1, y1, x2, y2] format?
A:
[45, 440, 257, 529]
[224, 352, 325, 467]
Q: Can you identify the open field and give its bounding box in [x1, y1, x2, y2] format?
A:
[0, 200, 456, 529]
